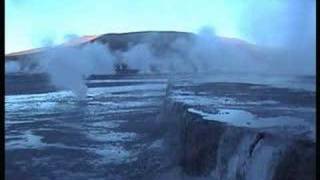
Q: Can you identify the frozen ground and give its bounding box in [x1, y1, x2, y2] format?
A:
[5, 73, 316, 180]
[5, 74, 170, 179]
[169, 79, 315, 141]
[163, 74, 315, 179]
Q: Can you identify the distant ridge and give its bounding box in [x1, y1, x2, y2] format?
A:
[5, 31, 258, 61]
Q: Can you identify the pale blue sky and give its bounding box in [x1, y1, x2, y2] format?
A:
[5, 0, 315, 54]
[5, 0, 248, 53]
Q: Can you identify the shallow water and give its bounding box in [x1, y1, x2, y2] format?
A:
[5, 73, 315, 179]
[5, 76, 168, 179]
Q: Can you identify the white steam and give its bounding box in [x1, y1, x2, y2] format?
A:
[6, 0, 315, 98]
[6, 20, 315, 98]
[5, 61, 21, 73]
[235, 0, 315, 75]
[122, 43, 154, 73]
[38, 42, 115, 99]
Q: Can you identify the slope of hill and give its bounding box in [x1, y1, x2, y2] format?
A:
[5, 31, 258, 61]
[5, 31, 273, 75]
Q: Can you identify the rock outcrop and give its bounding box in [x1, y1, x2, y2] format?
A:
[159, 78, 315, 180]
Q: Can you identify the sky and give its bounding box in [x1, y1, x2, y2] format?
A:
[5, 0, 315, 54]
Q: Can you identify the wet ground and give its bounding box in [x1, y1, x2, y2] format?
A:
[5, 74, 170, 180]
[169, 76, 316, 141]
[5, 73, 316, 180]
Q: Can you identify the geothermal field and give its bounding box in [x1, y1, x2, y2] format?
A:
[5, 30, 316, 180]
[5, 72, 316, 180]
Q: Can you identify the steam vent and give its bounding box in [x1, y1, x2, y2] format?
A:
[5, 32, 316, 179]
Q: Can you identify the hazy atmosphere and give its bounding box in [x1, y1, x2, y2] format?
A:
[5, 0, 316, 180]
[6, 0, 315, 52]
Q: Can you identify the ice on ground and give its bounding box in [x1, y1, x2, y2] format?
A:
[188, 108, 311, 130]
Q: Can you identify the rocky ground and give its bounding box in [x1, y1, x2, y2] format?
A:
[5, 73, 316, 180]
[162, 75, 315, 179]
